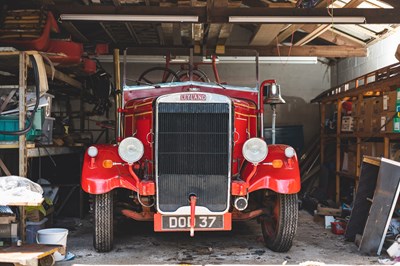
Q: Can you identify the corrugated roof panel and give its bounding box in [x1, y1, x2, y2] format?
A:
[334, 25, 373, 41]
[365, 0, 393, 8]
[361, 24, 390, 33]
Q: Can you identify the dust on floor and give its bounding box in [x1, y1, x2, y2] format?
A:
[57, 210, 379, 265]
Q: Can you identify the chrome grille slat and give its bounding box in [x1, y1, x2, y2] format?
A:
[156, 101, 231, 213]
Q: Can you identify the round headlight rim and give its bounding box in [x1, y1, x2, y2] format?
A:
[242, 137, 268, 164]
[118, 137, 144, 164]
[88, 146, 98, 158]
[285, 146, 295, 158]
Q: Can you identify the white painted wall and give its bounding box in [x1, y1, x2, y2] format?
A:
[331, 30, 400, 87]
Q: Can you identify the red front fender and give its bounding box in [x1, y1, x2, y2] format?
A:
[81, 145, 138, 194]
[240, 144, 301, 194]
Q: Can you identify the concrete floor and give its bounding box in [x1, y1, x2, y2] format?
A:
[58, 211, 380, 265]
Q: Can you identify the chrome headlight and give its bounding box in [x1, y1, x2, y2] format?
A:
[118, 137, 144, 164]
[88, 146, 98, 158]
[242, 138, 268, 164]
[285, 147, 295, 158]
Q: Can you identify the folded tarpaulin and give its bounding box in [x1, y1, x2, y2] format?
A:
[0, 176, 43, 205]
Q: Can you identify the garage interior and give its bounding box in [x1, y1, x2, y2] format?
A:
[0, 0, 400, 264]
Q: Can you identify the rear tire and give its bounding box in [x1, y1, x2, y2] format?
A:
[94, 192, 114, 252]
[261, 193, 298, 252]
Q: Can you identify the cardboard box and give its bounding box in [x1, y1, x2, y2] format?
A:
[361, 142, 385, 158]
[390, 143, 400, 162]
[380, 112, 397, 133]
[341, 116, 354, 132]
[359, 98, 374, 117]
[383, 91, 397, 112]
[352, 101, 358, 117]
[397, 88, 400, 104]
[342, 151, 357, 175]
[0, 215, 16, 225]
[26, 206, 54, 222]
[356, 116, 372, 133]
[372, 97, 382, 115]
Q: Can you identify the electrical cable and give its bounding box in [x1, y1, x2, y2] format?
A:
[0, 55, 40, 135]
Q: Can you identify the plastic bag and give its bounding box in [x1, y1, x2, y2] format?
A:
[0, 176, 43, 205]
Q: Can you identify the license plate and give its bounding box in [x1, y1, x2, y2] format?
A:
[162, 215, 224, 230]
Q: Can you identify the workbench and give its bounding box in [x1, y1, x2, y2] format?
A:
[0, 244, 63, 266]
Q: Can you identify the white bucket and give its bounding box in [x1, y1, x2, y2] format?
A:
[37, 228, 68, 261]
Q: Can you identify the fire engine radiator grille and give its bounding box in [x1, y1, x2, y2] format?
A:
[157, 102, 230, 213]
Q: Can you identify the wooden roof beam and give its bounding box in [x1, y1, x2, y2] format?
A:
[99, 22, 117, 43]
[295, 24, 331, 46]
[276, 24, 303, 44]
[125, 23, 141, 44]
[329, 27, 367, 45]
[302, 24, 365, 46]
[283, 0, 367, 47]
[250, 24, 286, 46]
[123, 45, 367, 57]
[61, 21, 89, 43]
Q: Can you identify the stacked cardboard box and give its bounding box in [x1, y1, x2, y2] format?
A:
[0, 214, 17, 247]
[380, 89, 400, 133]
[353, 97, 376, 134]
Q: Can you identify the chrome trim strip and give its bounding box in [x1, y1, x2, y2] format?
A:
[155, 92, 233, 215]
[124, 81, 257, 93]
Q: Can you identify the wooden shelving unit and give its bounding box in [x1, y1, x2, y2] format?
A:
[0, 51, 84, 240]
[312, 62, 400, 203]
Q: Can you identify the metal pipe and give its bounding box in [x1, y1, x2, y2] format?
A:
[271, 104, 276, 144]
[255, 52, 264, 139]
[114, 49, 122, 143]
[189, 48, 193, 81]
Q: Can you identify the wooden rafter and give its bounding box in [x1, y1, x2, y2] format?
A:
[276, 25, 303, 44]
[99, 22, 117, 43]
[61, 21, 89, 43]
[125, 23, 140, 44]
[250, 24, 286, 46]
[288, 0, 367, 47]
[302, 24, 365, 47]
[173, 23, 183, 45]
[295, 24, 331, 46]
[161, 23, 174, 45]
[329, 27, 367, 45]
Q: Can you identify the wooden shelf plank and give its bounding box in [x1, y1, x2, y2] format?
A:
[0, 244, 62, 265]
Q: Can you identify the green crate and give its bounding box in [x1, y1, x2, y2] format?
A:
[0, 108, 44, 141]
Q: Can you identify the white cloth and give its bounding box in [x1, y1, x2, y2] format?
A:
[0, 176, 43, 205]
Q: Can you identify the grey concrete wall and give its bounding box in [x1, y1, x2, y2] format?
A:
[75, 61, 330, 148]
[331, 30, 400, 87]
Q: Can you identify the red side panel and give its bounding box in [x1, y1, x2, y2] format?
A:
[241, 144, 301, 194]
[81, 145, 138, 194]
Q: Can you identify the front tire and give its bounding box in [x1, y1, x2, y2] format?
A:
[94, 192, 114, 252]
[261, 193, 298, 252]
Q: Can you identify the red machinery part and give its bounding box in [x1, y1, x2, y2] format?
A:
[83, 58, 97, 74]
[190, 195, 197, 237]
[0, 12, 59, 51]
[95, 43, 109, 55]
[46, 39, 83, 65]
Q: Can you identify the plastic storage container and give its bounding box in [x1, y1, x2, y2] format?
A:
[0, 108, 44, 141]
[26, 218, 48, 244]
